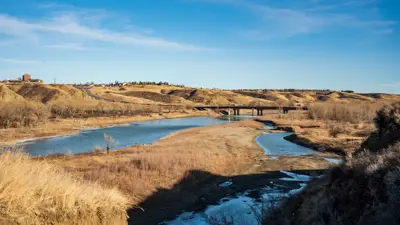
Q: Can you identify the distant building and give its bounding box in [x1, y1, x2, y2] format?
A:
[19, 74, 43, 83]
[30, 79, 43, 83]
[22, 74, 31, 81]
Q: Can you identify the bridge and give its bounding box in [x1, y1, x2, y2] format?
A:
[194, 105, 308, 116]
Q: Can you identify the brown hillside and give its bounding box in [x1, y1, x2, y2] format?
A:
[168, 89, 272, 105]
[120, 91, 190, 104]
[100, 92, 157, 104]
[0, 84, 25, 102]
[14, 84, 90, 103]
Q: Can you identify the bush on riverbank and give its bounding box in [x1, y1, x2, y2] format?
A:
[308, 103, 382, 123]
[0, 151, 129, 225]
[0, 101, 50, 128]
[0, 100, 189, 129]
[50, 100, 163, 118]
[358, 102, 400, 154]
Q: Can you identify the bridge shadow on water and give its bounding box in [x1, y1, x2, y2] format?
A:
[127, 169, 327, 225]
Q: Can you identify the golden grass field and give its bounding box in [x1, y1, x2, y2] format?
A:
[0, 151, 129, 225]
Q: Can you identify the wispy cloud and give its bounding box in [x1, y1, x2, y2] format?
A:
[198, 0, 396, 39]
[46, 43, 97, 51]
[0, 6, 210, 51]
[305, 0, 377, 12]
[380, 82, 400, 88]
[0, 58, 42, 64]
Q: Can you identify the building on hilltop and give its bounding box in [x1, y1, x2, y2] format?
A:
[21, 74, 43, 83]
[22, 74, 31, 81]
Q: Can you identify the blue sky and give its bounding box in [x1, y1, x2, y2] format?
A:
[0, 0, 399, 93]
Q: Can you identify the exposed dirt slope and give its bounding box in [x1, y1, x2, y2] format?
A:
[12, 84, 90, 103]
[0, 84, 25, 102]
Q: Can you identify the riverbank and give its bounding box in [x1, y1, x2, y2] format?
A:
[0, 110, 214, 146]
[257, 113, 374, 157]
[42, 119, 334, 224]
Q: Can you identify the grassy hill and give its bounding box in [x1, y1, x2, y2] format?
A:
[8, 83, 90, 103]
[2, 84, 400, 106]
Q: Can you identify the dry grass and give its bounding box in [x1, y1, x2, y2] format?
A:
[326, 123, 352, 138]
[0, 151, 129, 225]
[308, 102, 383, 123]
[0, 84, 25, 102]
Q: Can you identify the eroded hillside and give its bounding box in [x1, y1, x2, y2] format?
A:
[2, 84, 400, 106]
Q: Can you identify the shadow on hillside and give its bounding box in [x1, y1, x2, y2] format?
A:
[127, 169, 327, 225]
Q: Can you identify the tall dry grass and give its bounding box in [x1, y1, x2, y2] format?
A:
[308, 103, 383, 123]
[0, 151, 129, 225]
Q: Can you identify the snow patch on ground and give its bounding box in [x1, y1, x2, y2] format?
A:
[167, 172, 313, 225]
[324, 158, 343, 164]
[279, 170, 312, 182]
[219, 181, 233, 187]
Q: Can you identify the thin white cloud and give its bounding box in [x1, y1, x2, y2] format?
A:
[380, 82, 400, 87]
[197, 0, 396, 39]
[306, 0, 377, 12]
[1, 58, 42, 64]
[46, 43, 97, 51]
[0, 11, 210, 51]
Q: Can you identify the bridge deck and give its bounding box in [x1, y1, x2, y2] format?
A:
[194, 106, 308, 110]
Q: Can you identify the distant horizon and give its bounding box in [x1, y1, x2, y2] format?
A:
[2, 76, 399, 95]
[1, 0, 399, 94]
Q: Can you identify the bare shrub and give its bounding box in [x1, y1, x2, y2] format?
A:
[104, 133, 118, 154]
[93, 145, 103, 153]
[308, 103, 382, 123]
[374, 101, 400, 136]
[50, 100, 163, 118]
[327, 123, 351, 138]
[0, 101, 50, 128]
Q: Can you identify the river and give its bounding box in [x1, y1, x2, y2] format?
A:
[18, 117, 226, 157]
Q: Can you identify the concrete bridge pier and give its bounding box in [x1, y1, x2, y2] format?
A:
[256, 109, 264, 116]
[233, 109, 240, 115]
[283, 108, 289, 114]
